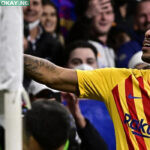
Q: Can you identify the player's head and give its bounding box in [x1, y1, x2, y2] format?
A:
[142, 30, 150, 63]
[23, 99, 71, 150]
[142, 29, 150, 63]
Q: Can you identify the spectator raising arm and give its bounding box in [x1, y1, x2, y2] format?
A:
[24, 54, 78, 93]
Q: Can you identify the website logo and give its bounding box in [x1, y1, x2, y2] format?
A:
[0, 0, 30, 6]
[124, 113, 150, 138]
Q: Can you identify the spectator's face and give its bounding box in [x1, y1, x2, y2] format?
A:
[92, 3, 114, 35]
[67, 48, 98, 69]
[135, 1, 150, 32]
[142, 29, 150, 63]
[23, 0, 43, 23]
[40, 5, 58, 33]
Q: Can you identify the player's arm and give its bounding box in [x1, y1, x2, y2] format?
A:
[24, 54, 78, 93]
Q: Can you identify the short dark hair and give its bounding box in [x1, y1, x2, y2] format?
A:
[64, 40, 98, 66]
[24, 100, 71, 150]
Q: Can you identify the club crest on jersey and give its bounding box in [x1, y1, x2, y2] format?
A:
[124, 113, 150, 138]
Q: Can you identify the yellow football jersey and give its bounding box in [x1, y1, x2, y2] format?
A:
[77, 68, 150, 150]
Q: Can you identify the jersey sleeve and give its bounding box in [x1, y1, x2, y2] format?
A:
[76, 68, 130, 103]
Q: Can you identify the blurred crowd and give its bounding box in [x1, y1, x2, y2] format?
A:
[1, 0, 150, 150]
[23, 0, 150, 71]
[22, 0, 150, 150]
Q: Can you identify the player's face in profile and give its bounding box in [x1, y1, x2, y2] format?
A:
[142, 29, 150, 63]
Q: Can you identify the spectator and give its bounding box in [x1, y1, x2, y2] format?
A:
[107, 27, 131, 53]
[66, 0, 115, 68]
[63, 93, 108, 150]
[23, 29, 150, 150]
[23, 0, 63, 65]
[23, 100, 72, 150]
[26, 81, 81, 150]
[67, 0, 115, 43]
[26, 78, 107, 150]
[40, 0, 65, 45]
[113, 0, 137, 30]
[64, 41, 98, 69]
[63, 41, 115, 150]
[116, 0, 150, 68]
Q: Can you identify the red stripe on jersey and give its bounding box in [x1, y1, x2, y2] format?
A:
[137, 77, 150, 124]
[112, 85, 134, 150]
[125, 75, 147, 150]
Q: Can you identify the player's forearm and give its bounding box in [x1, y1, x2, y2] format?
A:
[24, 54, 61, 85]
[24, 54, 78, 93]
